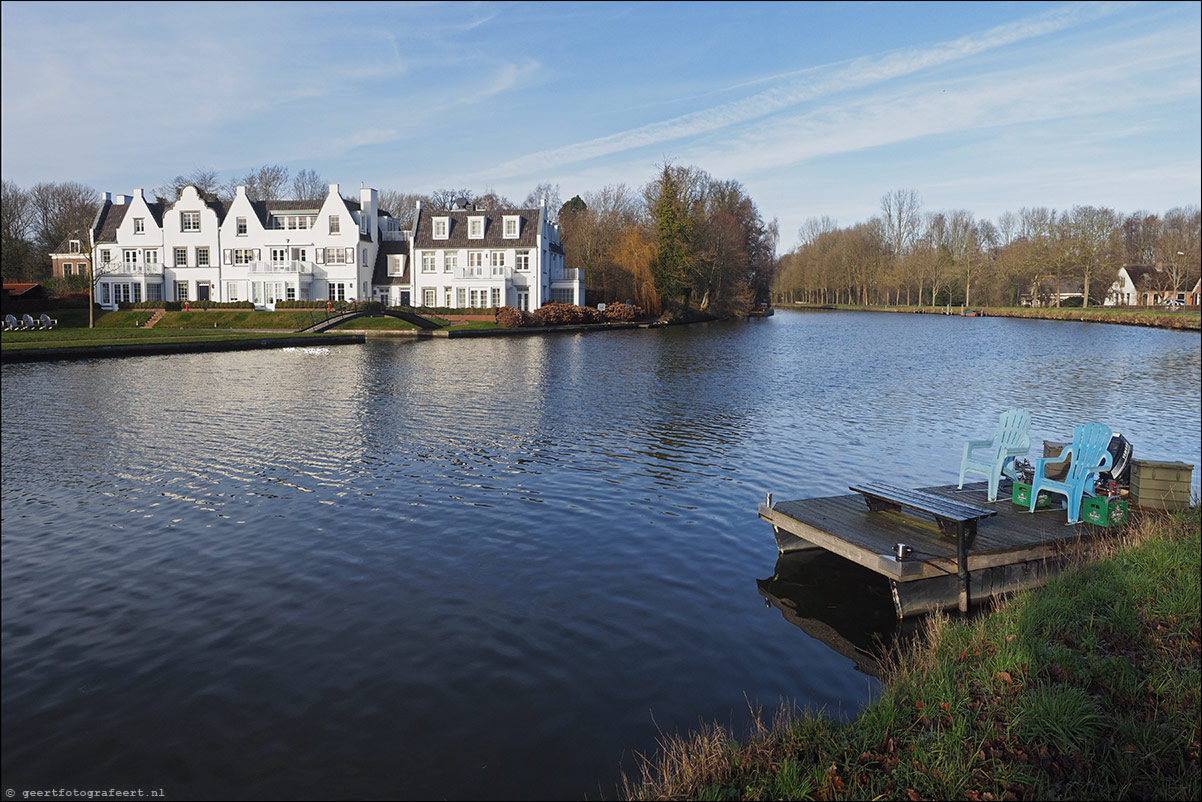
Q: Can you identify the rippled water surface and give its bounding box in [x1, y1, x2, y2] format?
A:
[3, 311, 1199, 800]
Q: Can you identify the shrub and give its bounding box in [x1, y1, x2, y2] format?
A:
[601, 302, 645, 322]
[495, 306, 531, 328]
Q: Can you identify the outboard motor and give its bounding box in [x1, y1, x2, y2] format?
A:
[1100, 433, 1132, 487]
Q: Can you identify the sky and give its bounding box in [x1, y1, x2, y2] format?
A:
[2, 0, 1199, 251]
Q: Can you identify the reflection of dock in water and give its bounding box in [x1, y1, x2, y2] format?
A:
[757, 549, 919, 678]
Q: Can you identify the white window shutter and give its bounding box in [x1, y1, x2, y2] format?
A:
[254, 249, 260, 261]
[345, 247, 354, 263]
[223, 249, 232, 265]
[316, 248, 324, 264]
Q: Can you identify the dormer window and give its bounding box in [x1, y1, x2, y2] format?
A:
[134, 218, 145, 234]
[388, 255, 406, 276]
[503, 216, 520, 239]
[468, 216, 485, 239]
[69, 239, 81, 253]
[433, 217, 449, 240]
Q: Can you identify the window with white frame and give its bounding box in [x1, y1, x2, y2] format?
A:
[491, 288, 501, 307]
[174, 247, 188, 267]
[236, 217, 247, 235]
[233, 249, 254, 265]
[388, 255, 405, 276]
[468, 216, 484, 239]
[100, 249, 110, 264]
[325, 247, 350, 265]
[181, 211, 200, 232]
[144, 249, 158, 264]
[503, 216, 519, 238]
[515, 251, 530, 271]
[328, 282, 348, 302]
[101, 283, 110, 304]
[361, 249, 368, 267]
[421, 253, 436, 272]
[422, 288, 436, 307]
[134, 218, 145, 234]
[175, 281, 188, 301]
[69, 240, 81, 253]
[329, 216, 340, 234]
[148, 283, 162, 302]
[433, 217, 449, 239]
[226, 282, 238, 301]
[445, 251, 458, 272]
[491, 251, 505, 268]
[197, 247, 209, 267]
[456, 288, 467, 307]
[468, 251, 484, 269]
[551, 288, 574, 304]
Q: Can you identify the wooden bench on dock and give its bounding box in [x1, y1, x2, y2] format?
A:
[850, 481, 998, 613]
[849, 481, 997, 541]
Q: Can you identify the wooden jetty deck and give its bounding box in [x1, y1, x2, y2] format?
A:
[759, 481, 1109, 618]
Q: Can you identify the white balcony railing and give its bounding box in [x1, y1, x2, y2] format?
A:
[101, 260, 164, 276]
[246, 261, 314, 274]
[382, 229, 410, 242]
[551, 268, 581, 282]
[454, 265, 512, 280]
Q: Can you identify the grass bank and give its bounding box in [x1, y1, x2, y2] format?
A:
[778, 303, 1201, 332]
[623, 510, 1200, 801]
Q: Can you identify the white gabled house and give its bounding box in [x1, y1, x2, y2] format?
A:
[90, 182, 583, 312]
[408, 199, 582, 311]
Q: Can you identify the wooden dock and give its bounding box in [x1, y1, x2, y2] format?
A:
[759, 482, 1108, 618]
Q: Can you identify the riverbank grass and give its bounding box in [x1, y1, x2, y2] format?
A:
[624, 510, 1200, 801]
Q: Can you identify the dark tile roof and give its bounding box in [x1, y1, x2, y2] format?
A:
[51, 231, 89, 256]
[1122, 265, 1162, 288]
[372, 240, 411, 286]
[94, 202, 127, 243]
[412, 208, 541, 250]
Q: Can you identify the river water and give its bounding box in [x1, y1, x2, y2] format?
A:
[3, 311, 1199, 800]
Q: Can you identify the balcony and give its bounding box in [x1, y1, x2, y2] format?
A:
[551, 268, 581, 282]
[101, 260, 163, 276]
[248, 261, 314, 274]
[454, 265, 512, 280]
[382, 229, 411, 242]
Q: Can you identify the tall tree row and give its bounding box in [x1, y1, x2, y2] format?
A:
[774, 192, 1200, 308]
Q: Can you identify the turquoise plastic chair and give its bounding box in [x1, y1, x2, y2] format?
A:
[1029, 423, 1113, 523]
[958, 408, 1031, 501]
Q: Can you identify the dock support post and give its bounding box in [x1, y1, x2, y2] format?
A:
[956, 524, 969, 613]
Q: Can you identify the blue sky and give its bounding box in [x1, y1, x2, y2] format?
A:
[2, 1, 1198, 250]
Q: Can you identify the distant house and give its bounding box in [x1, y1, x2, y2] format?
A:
[1022, 278, 1084, 307]
[1104, 264, 1189, 306]
[1189, 277, 1201, 307]
[49, 234, 90, 279]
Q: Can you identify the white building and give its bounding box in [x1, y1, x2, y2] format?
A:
[90, 184, 581, 311]
[91, 184, 393, 310]
[409, 199, 582, 311]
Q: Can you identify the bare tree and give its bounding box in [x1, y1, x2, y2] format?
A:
[524, 182, 561, 220]
[378, 190, 424, 229]
[1, 179, 36, 280]
[426, 189, 476, 210]
[229, 164, 291, 202]
[154, 168, 223, 204]
[290, 169, 327, 203]
[798, 216, 837, 247]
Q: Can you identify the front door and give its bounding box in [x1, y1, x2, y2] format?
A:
[197, 283, 211, 301]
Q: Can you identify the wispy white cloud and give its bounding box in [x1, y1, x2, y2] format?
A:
[481, 1, 1131, 179]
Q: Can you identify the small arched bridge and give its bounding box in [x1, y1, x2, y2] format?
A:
[297, 309, 442, 333]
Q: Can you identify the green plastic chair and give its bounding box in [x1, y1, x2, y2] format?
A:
[1029, 423, 1113, 523]
[958, 408, 1032, 501]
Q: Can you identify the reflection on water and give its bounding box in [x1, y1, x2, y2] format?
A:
[2, 311, 1199, 800]
[757, 550, 921, 678]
